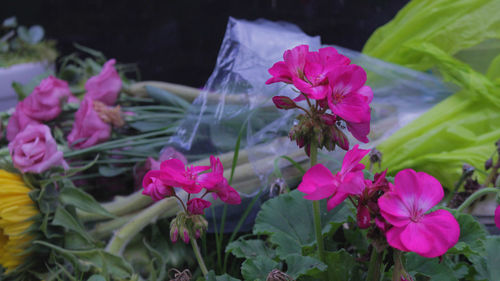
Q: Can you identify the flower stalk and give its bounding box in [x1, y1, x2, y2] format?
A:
[309, 140, 326, 263]
[456, 187, 499, 212]
[367, 247, 383, 281]
[191, 236, 209, 277]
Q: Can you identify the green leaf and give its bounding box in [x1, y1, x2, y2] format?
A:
[98, 165, 128, 177]
[405, 253, 458, 281]
[253, 190, 352, 258]
[146, 85, 191, 109]
[87, 275, 106, 281]
[284, 254, 326, 279]
[320, 250, 362, 281]
[226, 239, 275, 259]
[35, 241, 133, 279]
[52, 207, 94, 243]
[241, 256, 279, 281]
[59, 187, 115, 219]
[447, 208, 487, 257]
[205, 270, 241, 281]
[470, 236, 500, 281]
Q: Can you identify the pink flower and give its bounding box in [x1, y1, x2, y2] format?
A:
[85, 59, 122, 105]
[22, 76, 76, 121]
[134, 147, 188, 189]
[346, 119, 370, 143]
[198, 156, 241, 204]
[298, 144, 369, 210]
[8, 124, 65, 173]
[495, 205, 500, 229]
[326, 65, 372, 123]
[293, 47, 350, 100]
[67, 97, 111, 149]
[378, 169, 460, 258]
[159, 159, 210, 194]
[6, 105, 39, 142]
[187, 198, 212, 215]
[266, 45, 309, 85]
[142, 170, 175, 201]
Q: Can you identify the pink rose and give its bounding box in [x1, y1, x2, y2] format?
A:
[22, 76, 76, 121]
[85, 59, 122, 105]
[67, 97, 111, 149]
[8, 124, 65, 173]
[6, 104, 40, 141]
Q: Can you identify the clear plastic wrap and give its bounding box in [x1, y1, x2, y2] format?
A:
[169, 17, 453, 231]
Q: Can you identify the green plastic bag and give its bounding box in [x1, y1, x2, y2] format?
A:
[362, 0, 500, 188]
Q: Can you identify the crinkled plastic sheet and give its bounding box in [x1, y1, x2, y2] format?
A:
[169, 17, 453, 231]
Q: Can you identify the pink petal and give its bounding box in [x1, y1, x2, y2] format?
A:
[266, 61, 292, 84]
[297, 164, 335, 194]
[496, 206, 500, 229]
[347, 120, 370, 143]
[356, 85, 373, 104]
[416, 209, 460, 258]
[378, 193, 411, 227]
[399, 222, 434, 255]
[327, 191, 348, 211]
[394, 169, 443, 214]
[303, 184, 336, 200]
[338, 171, 366, 196]
[386, 226, 410, 252]
[340, 144, 370, 175]
[330, 93, 371, 123]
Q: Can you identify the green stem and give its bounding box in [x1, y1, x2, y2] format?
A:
[456, 187, 499, 212]
[309, 141, 325, 263]
[367, 248, 383, 281]
[392, 250, 403, 281]
[191, 237, 209, 277]
[105, 197, 178, 254]
[445, 171, 469, 206]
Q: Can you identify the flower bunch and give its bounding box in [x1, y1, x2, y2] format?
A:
[299, 146, 460, 258]
[67, 59, 122, 149]
[142, 155, 241, 243]
[267, 45, 372, 154]
[6, 75, 76, 173]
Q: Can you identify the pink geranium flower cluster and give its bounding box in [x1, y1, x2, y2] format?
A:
[142, 155, 241, 243]
[267, 45, 372, 145]
[299, 146, 460, 258]
[142, 155, 241, 212]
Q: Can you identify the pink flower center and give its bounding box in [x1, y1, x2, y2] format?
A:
[185, 165, 198, 180]
[331, 84, 350, 104]
[409, 208, 424, 223]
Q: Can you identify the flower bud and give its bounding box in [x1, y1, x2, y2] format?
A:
[181, 227, 190, 244]
[272, 96, 297, 110]
[357, 204, 371, 229]
[170, 225, 179, 243]
[320, 113, 336, 125]
[485, 158, 493, 170]
[331, 125, 349, 151]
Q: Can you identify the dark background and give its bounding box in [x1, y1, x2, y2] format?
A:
[4, 0, 409, 87]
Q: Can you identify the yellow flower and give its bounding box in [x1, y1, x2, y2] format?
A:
[0, 169, 38, 272]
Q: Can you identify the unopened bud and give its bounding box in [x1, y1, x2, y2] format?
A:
[331, 125, 349, 151]
[369, 148, 382, 165]
[320, 113, 336, 125]
[170, 226, 179, 243]
[357, 204, 371, 229]
[182, 228, 190, 244]
[462, 164, 475, 178]
[272, 96, 297, 110]
[485, 158, 493, 170]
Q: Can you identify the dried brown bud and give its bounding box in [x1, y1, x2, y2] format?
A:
[369, 148, 382, 165]
[462, 164, 475, 178]
[168, 269, 192, 281]
[485, 158, 493, 170]
[266, 269, 294, 281]
[93, 100, 125, 127]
